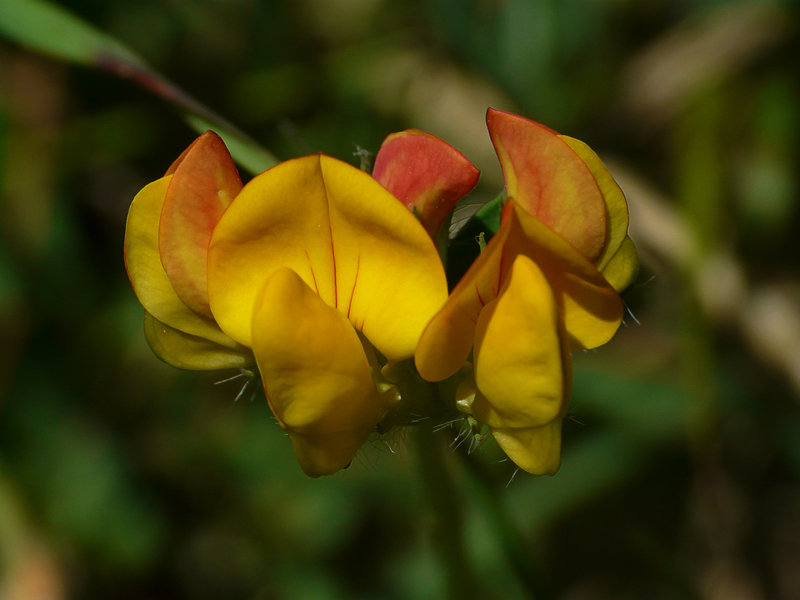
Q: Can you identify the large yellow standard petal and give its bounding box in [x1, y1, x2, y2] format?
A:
[486, 108, 607, 262]
[251, 267, 396, 477]
[208, 154, 448, 359]
[471, 255, 566, 430]
[158, 131, 242, 319]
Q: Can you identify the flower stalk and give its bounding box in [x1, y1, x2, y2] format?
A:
[412, 425, 478, 600]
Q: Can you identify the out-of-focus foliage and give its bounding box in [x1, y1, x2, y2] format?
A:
[1, 0, 799, 598]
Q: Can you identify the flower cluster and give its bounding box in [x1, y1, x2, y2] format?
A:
[124, 109, 637, 477]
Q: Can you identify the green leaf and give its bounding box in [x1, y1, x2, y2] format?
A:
[470, 191, 505, 235]
[445, 191, 506, 288]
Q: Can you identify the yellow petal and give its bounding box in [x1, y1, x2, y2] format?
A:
[472, 255, 566, 429]
[251, 267, 393, 477]
[486, 108, 606, 261]
[123, 176, 237, 347]
[558, 134, 636, 277]
[286, 431, 373, 478]
[598, 236, 639, 293]
[509, 202, 624, 349]
[159, 131, 242, 319]
[143, 311, 252, 370]
[491, 418, 564, 475]
[415, 213, 512, 382]
[208, 154, 448, 358]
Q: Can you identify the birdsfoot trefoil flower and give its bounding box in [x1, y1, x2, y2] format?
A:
[416, 109, 638, 474]
[124, 110, 637, 479]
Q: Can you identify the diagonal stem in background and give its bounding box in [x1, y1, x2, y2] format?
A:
[0, 0, 278, 174]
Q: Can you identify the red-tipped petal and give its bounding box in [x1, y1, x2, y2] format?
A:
[159, 131, 242, 319]
[373, 129, 479, 236]
[486, 108, 606, 261]
[124, 175, 248, 360]
[164, 134, 203, 175]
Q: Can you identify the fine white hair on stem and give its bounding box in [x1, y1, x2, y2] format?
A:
[383, 439, 397, 455]
[505, 468, 519, 488]
[568, 413, 586, 426]
[468, 433, 482, 455]
[213, 372, 246, 385]
[624, 303, 641, 326]
[450, 425, 470, 452]
[433, 417, 465, 433]
[233, 379, 252, 403]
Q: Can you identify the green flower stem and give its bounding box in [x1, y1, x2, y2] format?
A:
[412, 425, 479, 600]
[394, 367, 549, 598]
[460, 455, 552, 600]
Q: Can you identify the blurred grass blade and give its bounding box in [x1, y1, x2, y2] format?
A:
[0, 0, 144, 66]
[0, 0, 278, 174]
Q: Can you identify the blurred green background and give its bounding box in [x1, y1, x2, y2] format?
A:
[1, 0, 800, 598]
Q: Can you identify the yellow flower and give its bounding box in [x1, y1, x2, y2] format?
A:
[125, 114, 636, 479]
[124, 131, 252, 370]
[206, 154, 449, 476]
[416, 109, 638, 475]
